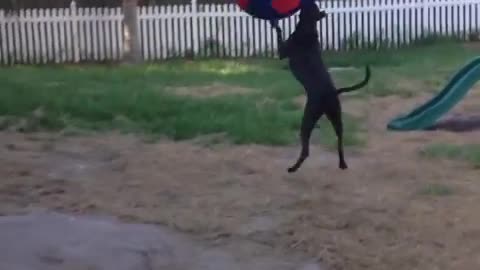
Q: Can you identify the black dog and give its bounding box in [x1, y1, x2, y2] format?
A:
[271, 3, 371, 173]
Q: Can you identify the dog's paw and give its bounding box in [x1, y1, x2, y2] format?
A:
[274, 26, 282, 35]
[319, 10, 327, 19]
[287, 166, 297, 173]
[269, 19, 280, 29]
[339, 163, 348, 170]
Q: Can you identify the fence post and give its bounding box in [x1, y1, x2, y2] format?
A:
[422, 0, 428, 38]
[70, 0, 80, 62]
[0, 9, 4, 64]
[192, 0, 199, 56]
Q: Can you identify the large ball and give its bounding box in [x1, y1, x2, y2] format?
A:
[237, 0, 303, 20]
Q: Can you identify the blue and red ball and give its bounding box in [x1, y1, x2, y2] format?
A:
[237, 0, 310, 20]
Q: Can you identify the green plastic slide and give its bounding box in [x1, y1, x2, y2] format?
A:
[387, 56, 480, 131]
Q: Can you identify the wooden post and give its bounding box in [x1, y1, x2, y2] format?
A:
[192, 0, 199, 56]
[70, 0, 80, 62]
[122, 0, 142, 64]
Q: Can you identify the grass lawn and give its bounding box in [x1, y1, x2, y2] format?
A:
[0, 41, 477, 146]
[421, 143, 480, 168]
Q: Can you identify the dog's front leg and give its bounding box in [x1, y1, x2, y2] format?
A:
[270, 20, 288, 59]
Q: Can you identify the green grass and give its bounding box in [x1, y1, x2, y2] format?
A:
[0, 64, 313, 145]
[323, 41, 468, 68]
[325, 42, 479, 97]
[0, 42, 478, 145]
[0, 63, 363, 146]
[419, 183, 454, 196]
[421, 143, 480, 168]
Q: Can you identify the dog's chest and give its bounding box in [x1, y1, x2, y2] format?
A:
[287, 30, 320, 52]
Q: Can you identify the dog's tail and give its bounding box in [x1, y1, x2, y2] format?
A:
[336, 65, 371, 95]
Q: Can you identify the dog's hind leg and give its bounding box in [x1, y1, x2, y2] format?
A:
[325, 100, 348, 170]
[288, 101, 323, 173]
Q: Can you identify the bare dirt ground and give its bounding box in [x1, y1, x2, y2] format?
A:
[165, 82, 255, 98]
[0, 89, 480, 270]
[0, 211, 321, 270]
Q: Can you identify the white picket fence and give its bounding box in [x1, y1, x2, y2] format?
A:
[0, 0, 479, 64]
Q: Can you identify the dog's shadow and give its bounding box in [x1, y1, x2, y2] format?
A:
[426, 114, 480, 132]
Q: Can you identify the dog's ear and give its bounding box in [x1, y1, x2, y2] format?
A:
[299, 2, 326, 22]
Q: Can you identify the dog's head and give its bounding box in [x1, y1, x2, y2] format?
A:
[299, 1, 326, 23]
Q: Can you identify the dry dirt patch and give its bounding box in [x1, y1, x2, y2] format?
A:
[165, 82, 254, 98]
[0, 94, 480, 270]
